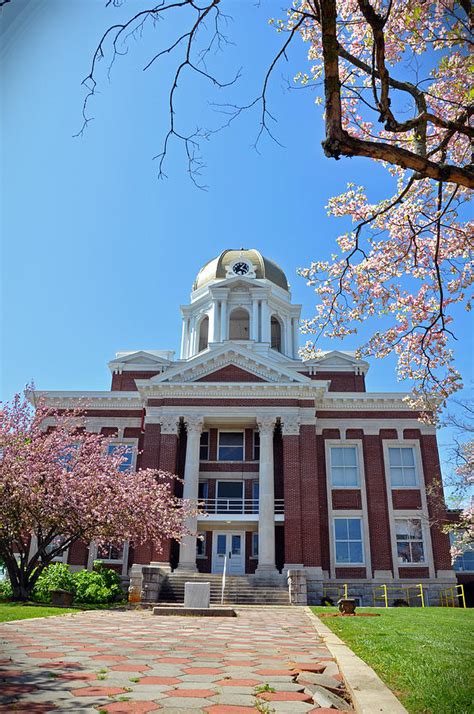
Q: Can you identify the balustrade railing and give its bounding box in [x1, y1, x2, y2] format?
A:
[200, 498, 284, 515]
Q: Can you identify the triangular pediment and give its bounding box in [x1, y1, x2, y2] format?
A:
[304, 350, 369, 373]
[108, 350, 174, 373]
[140, 344, 313, 385]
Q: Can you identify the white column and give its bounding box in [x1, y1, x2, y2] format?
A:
[256, 416, 277, 574]
[285, 317, 293, 359]
[220, 299, 228, 341]
[180, 318, 188, 359]
[209, 301, 219, 343]
[251, 298, 259, 341]
[292, 318, 299, 359]
[261, 302, 270, 343]
[177, 416, 204, 571]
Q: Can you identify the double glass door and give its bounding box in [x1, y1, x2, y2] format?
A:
[211, 531, 245, 574]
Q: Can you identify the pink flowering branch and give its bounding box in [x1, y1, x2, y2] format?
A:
[0, 389, 195, 600]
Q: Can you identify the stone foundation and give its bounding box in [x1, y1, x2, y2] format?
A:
[306, 578, 461, 607]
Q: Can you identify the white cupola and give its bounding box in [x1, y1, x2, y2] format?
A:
[179, 249, 302, 360]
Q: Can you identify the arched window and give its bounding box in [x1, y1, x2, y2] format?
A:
[229, 308, 250, 340]
[198, 316, 209, 352]
[271, 316, 282, 352]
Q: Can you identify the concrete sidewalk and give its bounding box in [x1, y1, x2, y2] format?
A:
[0, 607, 356, 713]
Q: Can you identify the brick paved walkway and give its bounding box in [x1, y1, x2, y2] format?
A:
[0, 607, 354, 713]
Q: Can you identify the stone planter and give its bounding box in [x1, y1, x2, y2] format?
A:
[50, 589, 74, 607]
[337, 598, 357, 615]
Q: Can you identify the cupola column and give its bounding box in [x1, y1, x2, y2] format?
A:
[256, 416, 277, 574]
[251, 298, 259, 341]
[220, 299, 228, 341]
[177, 416, 204, 571]
[209, 301, 219, 343]
[261, 302, 271, 343]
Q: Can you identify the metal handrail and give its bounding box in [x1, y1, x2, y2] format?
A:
[200, 498, 284, 514]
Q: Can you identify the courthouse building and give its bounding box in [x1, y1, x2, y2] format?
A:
[36, 249, 457, 604]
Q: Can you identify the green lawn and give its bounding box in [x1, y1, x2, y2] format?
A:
[0, 602, 79, 622]
[311, 606, 474, 714]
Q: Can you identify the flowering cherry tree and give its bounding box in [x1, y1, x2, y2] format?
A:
[80, 0, 472, 412]
[0, 390, 193, 600]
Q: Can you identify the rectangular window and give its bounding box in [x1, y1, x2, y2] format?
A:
[198, 482, 208, 502]
[395, 518, 425, 563]
[251, 532, 259, 558]
[334, 518, 364, 564]
[196, 532, 207, 558]
[218, 432, 244, 461]
[330, 446, 359, 487]
[389, 447, 417, 487]
[107, 444, 134, 472]
[450, 533, 474, 572]
[252, 481, 259, 513]
[253, 431, 260, 461]
[200, 431, 209, 461]
[216, 481, 244, 513]
[45, 535, 68, 562]
[96, 543, 124, 561]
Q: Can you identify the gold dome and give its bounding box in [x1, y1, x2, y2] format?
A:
[193, 249, 289, 292]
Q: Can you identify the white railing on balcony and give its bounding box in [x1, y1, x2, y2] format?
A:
[200, 498, 284, 515]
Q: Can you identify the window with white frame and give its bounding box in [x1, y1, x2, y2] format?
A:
[388, 447, 417, 487]
[450, 533, 474, 572]
[107, 443, 134, 472]
[218, 431, 244, 461]
[96, 543, 124, 561]
[395, 518, 425, 563]
[196, 532, 207, 558]
[200, 432, 209, 461]
[44, 535, 68, 563]
[251, 532, 258, 558]
[253, 431, 260, 461]
[334, 518, 364, 564]
[252, 481, 259, 513]
[330, 446, 359, 487]
[198, 481, 208, 503]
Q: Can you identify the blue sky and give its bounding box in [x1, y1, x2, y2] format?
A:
[1, 0, 472, 482]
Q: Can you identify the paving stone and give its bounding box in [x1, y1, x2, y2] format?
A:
[203, 707, 258, 713]
[164, 688, 216, 698]
[101, 703, 161, 713]
[70, 686, 127, 697]
[311, 685, 353, 711]
[210, 693, 257, 706]
[156, 696, 215, 708]
[215, 679, 260, 687]
[257, 691, 313, 703]
[296, 672, 343, 689]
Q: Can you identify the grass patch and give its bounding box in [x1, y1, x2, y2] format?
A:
[0, 602, 79, 622]
[311, 606, 474, 714]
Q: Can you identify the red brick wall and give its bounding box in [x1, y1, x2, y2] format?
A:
[209, 428, 218, 461]
[283, 433, 302, 564]
[399, 567, 430, 579]
[196, 365, 266, 382]
[392, 490, 422, 509]
[199, 462, 259, 472]
[111, 371, 161, 391]
[419, 434, 453, 571]
[335, 567, 366, 579]
[312, 372, 366, 392]
[363, 435, 393, 574]
[332, 490, 362, 510]
[68, 540, 88, 567]
[316, 435, 331, 573]
[300, 426, 321, 567]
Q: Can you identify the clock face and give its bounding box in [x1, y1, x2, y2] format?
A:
[233, 261, 250, 276]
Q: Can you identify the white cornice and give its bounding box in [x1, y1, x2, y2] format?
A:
[316, 392, 412, 411]
[138, 381, 328, 401]
[32, 391, 143, 410]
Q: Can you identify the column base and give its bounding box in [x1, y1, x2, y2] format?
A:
[176, 563, 198, 573]
[255, 564, 278, 576]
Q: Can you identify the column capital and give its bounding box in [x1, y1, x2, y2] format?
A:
[281, 417, 301, 436]
[157, 415, 180, 435]
[184, 416, 204, 435]
[256, 416, 276, 434]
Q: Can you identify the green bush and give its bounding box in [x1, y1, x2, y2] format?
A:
[32, 563, 76, 603]
[72, 565, 122, 604]
[0, 578, 13, 600]
[31, 561, 123, 605]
